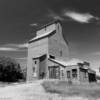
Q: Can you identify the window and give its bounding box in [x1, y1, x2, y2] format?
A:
[72, 69, 77, 78]
[32, 60, 37, 73]
[49, 55, 55, 59]
[67, 71, 71, 78]
[35, 61, 37, 64]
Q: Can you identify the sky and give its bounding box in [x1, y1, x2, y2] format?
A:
[0, 0, 100, 70]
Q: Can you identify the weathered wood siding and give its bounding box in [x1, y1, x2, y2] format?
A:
[79, 69, 88, 83]
[39, 55, 47, 79]
[65, 65, 80, 83]
[48, 22, 69, 58]
[27, 21, 69, 81]
[27, 38, 48, 81]
[36, 24, 56, 36]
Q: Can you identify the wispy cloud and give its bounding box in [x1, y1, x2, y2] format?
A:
[47, 9, 99, 24]
[15, 57, 27, 60]
[0, 47, 18, 51]
[63, 10, 99, 23]
[0, 43, 28, 52]
[47, 9, 64, 21]
[49, 13, 64, 21]
[16, 43, 28, 48]
[3, 43, 28, 48]
[29, 23, 38, 27]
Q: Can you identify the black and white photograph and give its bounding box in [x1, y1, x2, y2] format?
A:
[0, 0, 100, 100]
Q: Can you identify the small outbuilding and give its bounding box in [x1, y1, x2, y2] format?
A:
[49, 58, 96, 83]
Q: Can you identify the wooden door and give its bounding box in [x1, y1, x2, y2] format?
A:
[48, 66, 60, 79]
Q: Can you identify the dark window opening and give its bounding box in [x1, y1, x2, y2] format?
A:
[72, 69, 77, 78]
[40, 72, 45, 79]
[49, 55, 55, 59]
[88, 73, 96, 82]
[67, 71, 71, 78]
[35, 61, 37, 64]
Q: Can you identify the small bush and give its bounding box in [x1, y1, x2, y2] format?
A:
[0, 56, 24, 82]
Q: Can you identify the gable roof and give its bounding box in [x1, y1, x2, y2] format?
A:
[36, 20, 61, 31]
[29, 30, 56, 43]
[29, 20, 61, 43]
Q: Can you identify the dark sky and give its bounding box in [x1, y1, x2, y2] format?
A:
[0, 0, 100, 69]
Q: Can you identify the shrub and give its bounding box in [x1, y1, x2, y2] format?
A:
[0, 56, 24, 82]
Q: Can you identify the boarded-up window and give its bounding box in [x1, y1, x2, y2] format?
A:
[72, 69, 77, 78]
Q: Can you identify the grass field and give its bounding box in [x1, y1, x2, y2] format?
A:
[42, 80, 100, 99]
[0, 80, 100, 100]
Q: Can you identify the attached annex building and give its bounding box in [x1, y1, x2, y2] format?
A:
[27, 20, 96, 83]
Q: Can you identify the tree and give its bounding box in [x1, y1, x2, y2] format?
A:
[0, 56, 24, 82]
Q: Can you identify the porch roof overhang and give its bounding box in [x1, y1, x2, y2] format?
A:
[48, 58, 82, 67]
[48, 58, 90, 70]
[48, 58, 66, 67]
[32, 54, 46, 59]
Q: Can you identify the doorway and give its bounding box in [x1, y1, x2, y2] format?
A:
[39, 55, 47, 79]
[48, 66, 60, 79]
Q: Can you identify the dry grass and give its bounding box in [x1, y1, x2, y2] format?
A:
[42, 80, 100, 99]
